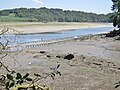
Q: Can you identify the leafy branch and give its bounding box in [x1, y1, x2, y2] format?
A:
[115, 81, 120, 88]
[0, 27, 61, 90]
[0, 64, 61, 90]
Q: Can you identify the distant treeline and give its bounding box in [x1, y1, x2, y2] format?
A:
[0, 7, 113, 22]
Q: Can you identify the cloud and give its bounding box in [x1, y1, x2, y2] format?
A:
[32, 0, 43, 4]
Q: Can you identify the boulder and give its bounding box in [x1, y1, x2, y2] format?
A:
[64, 54, 74, 60]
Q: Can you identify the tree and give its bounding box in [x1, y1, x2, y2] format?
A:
[106, 0, 120, 38]
[111, 0, 120, 88]
[111, 0, 120, 28]
[0, 7, 110, 22]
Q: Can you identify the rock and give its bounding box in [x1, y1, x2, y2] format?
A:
[56, 55, 62, 58]
[93, 62, 101, 66]
[40, 51, 46, 54]
[64, 54, 74, 60]
[80, 55, 85, 60]
[28, 62, 32, 65]
[46, 55, 51, 58]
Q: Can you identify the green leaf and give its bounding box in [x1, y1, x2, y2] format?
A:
[16, 73, 22, 79]
[9, 82, 15, 88]
[58, 71, 61, 76]
[6, 82, 9, 89]
[115, 84, 120, 88]
[52, 73, 55, 76]
[55, 71, 61, 76]
[34, 73, 41, 77]
[26, 78, 32, 81]
[0, 64, 2, 68]
[16, 80, 24, 85]
[23, 73, 29, 79]
[16, 81, 20, 84]
[1, 75, 6, 79]
[7, 74, 13, 81]
[51, 75, 54, 80]
[11, 71, 16, 74]
[57, 64, 60, 69]
[19, 80, 23, 85]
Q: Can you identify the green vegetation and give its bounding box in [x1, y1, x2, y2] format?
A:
[0, 28, 61, 90]
[108, 0, 120, 88]
[106, 0, 120, 40]
[0, 7, 112, 22]
[0, 14, 38, 22]
[111, 0, 120, 28]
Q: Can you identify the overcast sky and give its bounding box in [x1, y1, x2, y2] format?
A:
[0, 0, 113, 14]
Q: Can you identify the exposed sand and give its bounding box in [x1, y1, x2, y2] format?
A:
[1, 34, 120, 90]
[0, 22, 112, 34]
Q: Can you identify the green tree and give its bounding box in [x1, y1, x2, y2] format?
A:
[111, 0, 120, 28]
[0, 7, 110, 22]
[111, 0, 120, 89]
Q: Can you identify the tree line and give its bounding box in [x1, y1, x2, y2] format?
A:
[0, 7, 113, 22]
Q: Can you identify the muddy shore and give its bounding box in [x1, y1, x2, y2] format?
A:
[1, 34, 120, 90]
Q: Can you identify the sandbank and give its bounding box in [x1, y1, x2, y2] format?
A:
[0, 22, 113, 34]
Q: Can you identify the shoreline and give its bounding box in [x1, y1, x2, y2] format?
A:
[0, 22, 113, 34]
[1, 31, 120, 90]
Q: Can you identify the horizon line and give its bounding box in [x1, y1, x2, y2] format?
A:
[0, 7, 112, 15]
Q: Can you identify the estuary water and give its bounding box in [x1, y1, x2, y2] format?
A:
[1, 27, 115, 45]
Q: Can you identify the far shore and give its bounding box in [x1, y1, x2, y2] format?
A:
[0, 22, 113, 34]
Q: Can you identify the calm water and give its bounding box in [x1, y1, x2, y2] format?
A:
[1, 27, 114, 45]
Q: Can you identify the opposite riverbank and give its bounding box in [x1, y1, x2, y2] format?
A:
[0, 22, 112, 34]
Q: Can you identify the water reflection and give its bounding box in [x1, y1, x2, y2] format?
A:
[0, 27, 114, 45]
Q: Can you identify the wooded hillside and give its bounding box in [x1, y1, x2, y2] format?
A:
[0, 7, 112, 22]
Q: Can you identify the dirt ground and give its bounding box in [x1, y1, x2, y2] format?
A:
[1, 35, 120, 90]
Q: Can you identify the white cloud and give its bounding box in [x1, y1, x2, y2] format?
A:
[32, 0, 43, 4]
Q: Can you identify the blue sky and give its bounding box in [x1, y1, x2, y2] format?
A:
[0, 0, 113, 14]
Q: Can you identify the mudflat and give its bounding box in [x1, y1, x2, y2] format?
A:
[0, 22, 112, 34]
[1, 34, 120, 90]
